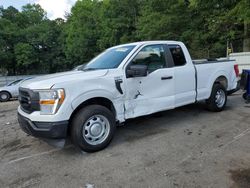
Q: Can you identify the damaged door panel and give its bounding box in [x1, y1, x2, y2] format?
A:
[124, 44, 175, 119]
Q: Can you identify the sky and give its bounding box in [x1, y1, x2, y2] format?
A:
[0, 0, 77, 19]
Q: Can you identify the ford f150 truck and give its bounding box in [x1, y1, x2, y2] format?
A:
[18, 41, 239, 152]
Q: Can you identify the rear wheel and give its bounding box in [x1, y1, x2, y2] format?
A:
[71, 105, 116, 152]
[206, 84, 227, 112]
[0, 91, 10, 102]
[243, 92, 247, 100]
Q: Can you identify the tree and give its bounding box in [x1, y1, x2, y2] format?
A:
[137, 0, 195, 54]
[64, 0, 102, 67]
[0, 6, 20, 75]
[226, 0, 250, 51]
[14, 43, 37, 73]
[21, 4, 47, 25]
[23, 19, 66, 73]
[64, 0, 141, 66]
[1, 1, 249, 75]
[0, 4, 66, 75]
[97, 0, 140, 49]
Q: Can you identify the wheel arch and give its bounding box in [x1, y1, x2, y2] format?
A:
[69, 96, 117, 131]
[214, 76, 228, 89]
[207, 75, 228, 98]
[209, 69, 229, 90]
[71, 96, 116, 118]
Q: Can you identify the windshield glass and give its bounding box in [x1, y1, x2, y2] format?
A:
[83, 45, 135, 70]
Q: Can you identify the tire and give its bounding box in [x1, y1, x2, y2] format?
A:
[240, 71, 248, 90]
[0, 91, 10, 102]
[206, 83, 227, 112]
[243, 92, 247, 100]
[70, 105, 116, 152]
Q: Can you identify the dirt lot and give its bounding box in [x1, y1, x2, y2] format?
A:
[0, 92, 250, 188]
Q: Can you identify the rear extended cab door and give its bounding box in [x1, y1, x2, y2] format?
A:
[167, 43, 196, 107]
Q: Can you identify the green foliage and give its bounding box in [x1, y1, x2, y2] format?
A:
[137, 0, 188, 40]
[0, 0, 249, 75]
[64, 0, 101, 67]
[14, 43, 36, 66]
[97, 0, 140, 49]
[0, 4, 66, 75]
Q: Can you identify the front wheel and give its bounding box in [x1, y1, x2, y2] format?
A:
[0, 91, 10, 102]
[206, 84, 227, 112]
[71, 105, 116, 152]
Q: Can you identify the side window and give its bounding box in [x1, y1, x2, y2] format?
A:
[169, 45, 186, 66]
[131, 44, 166, 73]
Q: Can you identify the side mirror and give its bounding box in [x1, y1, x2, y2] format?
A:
[126, 65, 148, 78]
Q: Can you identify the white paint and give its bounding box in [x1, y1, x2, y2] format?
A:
[18, 41, 238, 124]
[124, 68, 175, 119]
[195, 64, 236, 100]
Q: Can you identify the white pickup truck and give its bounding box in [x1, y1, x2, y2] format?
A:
[18, 41, 240, 152]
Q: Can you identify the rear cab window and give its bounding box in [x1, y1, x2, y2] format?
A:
[169, 44, 186, 66]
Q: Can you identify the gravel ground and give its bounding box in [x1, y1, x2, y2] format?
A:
[0, 92, 250, 188]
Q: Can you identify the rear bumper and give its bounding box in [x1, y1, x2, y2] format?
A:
[18, 113, 68, 139]
[228, 81, 240, 95]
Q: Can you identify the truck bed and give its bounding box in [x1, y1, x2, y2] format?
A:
[193, 59, 237, 101]
[193, 59, 235, 64]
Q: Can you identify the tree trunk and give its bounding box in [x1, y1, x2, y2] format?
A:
[243, 21, 250, 52]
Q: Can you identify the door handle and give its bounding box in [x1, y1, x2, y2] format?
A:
[161, 76, 173, 80]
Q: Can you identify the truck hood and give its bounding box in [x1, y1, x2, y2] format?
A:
[20, 70, 108, 89]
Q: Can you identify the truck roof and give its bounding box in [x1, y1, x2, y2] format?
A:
[111, 40, 183, 49]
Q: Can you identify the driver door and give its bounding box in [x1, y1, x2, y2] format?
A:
[124, 44, 175, 119]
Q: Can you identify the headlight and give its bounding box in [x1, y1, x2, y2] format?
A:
[36, 89, 65, 115]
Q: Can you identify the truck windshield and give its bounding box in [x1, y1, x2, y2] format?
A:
[83, 45, 135, 70]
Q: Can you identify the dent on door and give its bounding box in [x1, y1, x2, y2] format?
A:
[124, 69, 175, 119]
[124, 77, 143, 118]
[124, 43, 175, 119]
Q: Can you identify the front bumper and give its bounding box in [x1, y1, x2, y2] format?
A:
[18, 113, 68, 139]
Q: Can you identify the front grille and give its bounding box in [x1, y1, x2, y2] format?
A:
[19, 87, 40, 113]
